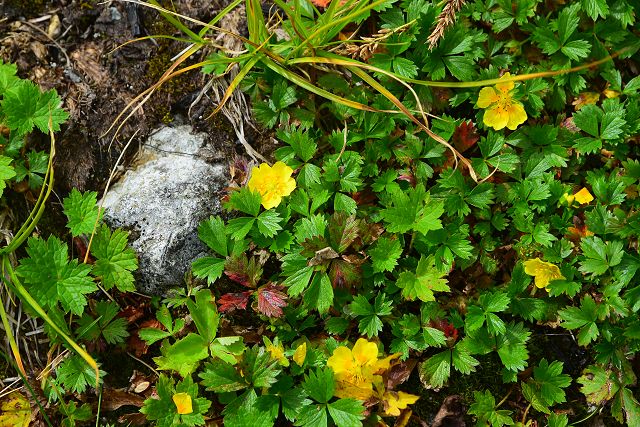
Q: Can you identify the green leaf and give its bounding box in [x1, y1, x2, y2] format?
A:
[17, 236, 96, 315]
[56, 355, 105, 394]
[573, 105, 601, 137]
[560, 39, 590, 60]
[522, 359, 571, 414]
[419, 350, 451, 388]
[153, 333, 210, 377]
[257, 210, 283, 237]
[192, 256, 225, 284]
[228, 187, 262, 216]
[369, 236, 402, 273]
[198, 216, 228, 256]
[581, 0, 609, 20]
[396, 255, 450, 302]
[76, 300, 129, 344]
[302, 368, 335, 404]
[327, 399, 364, 427]
[0, 156, 16, 198]
[186, 289, 219, 344]
[496, 322, 530, 372]
[468, 390, 514, 427]
[548, 413, 569, 427]
[223, 389, 278, 427]
[200, 360, 247, 392]
[91, 225, 138, 292]
[558, 295, 600, 346]
[1, 81, 68, 134]
[380, 185, 443, 235]
[63, 189, 100, 237]
[303, 273, 334, 314]
[579, 236, 624, 276]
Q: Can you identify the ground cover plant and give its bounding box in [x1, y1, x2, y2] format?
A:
[1, 0, 640, 426]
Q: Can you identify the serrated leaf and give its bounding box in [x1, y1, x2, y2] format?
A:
[91, 225, 138, 292]
[16, 236, 96, 315]
[396, 255, 450, 302]
[0, 156, 16, 198]
[327, 398, 364, 427]
[192, 256, 225, 284]
[63, 189, 100, 237]
[198, 216, 228, 256]
[369, 236, 402, 273]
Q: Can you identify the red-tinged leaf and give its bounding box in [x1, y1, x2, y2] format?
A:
[328, 212, 359, 253]
[300, 236, 329, 258]
[329, 257, 361, 288]
[218, 291, 252, 313]
[397, 172, 416, 186]
[256, 283, 288, 318]
[352, 190, 377, 207]
[224, 254, 262, 288]
[452, 121, 479, 153]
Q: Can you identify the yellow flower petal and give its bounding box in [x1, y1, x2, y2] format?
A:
[505, 102, 527, 130]
[266, 340, 289, 367]
[477, 87, 499, 108]
[483, 106, 509, 130]
[383, 391, 420, 416]
[574, 188, 594, 204]
[495, 73, 515, 93]
[523, 258, 564, 289]
[293, 342, 307, 367]
[327, 346, 354, 375]
[172, 392, 193, 415]
[247, 161, 297, 209]
[352, 338, 379, 367]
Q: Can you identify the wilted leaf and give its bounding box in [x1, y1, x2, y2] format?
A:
[218, 292, 252, 313]
[256, 284, 288, 318]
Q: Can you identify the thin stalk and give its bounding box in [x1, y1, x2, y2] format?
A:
[2, 256, 100, 388]
[0, 289, 25, 376]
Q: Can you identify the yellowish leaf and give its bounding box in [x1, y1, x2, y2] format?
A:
[293, 342, 307, 367]
[0, 392, 30, 427]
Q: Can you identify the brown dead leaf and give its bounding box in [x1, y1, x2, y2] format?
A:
[385, 359, 417, 390]
[431, 395, 465, 427]
[100, 388, 145, 411]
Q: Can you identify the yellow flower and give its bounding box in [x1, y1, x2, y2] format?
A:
[523, 258, 565, 289]
[293, 342, 307, 367]
[327, 338, 399, 400]
[265, 337, 289, 367]
[382, 391, 420, 416]
[172, 392, 193, 415]
[562, 187, 594, 206]
[247, 161, 296, 209]
[573, 187, 594, 204]
[477, 73, 527, 131]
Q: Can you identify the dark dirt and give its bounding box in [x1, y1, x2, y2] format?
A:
[0, 0, 244, 197]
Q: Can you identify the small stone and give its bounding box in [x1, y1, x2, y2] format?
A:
[101, 125, 227, 294]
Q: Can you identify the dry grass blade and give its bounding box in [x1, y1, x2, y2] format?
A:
[427, 0, 466, 50]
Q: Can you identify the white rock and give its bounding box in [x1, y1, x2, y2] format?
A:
[101, 125, 226, 294]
